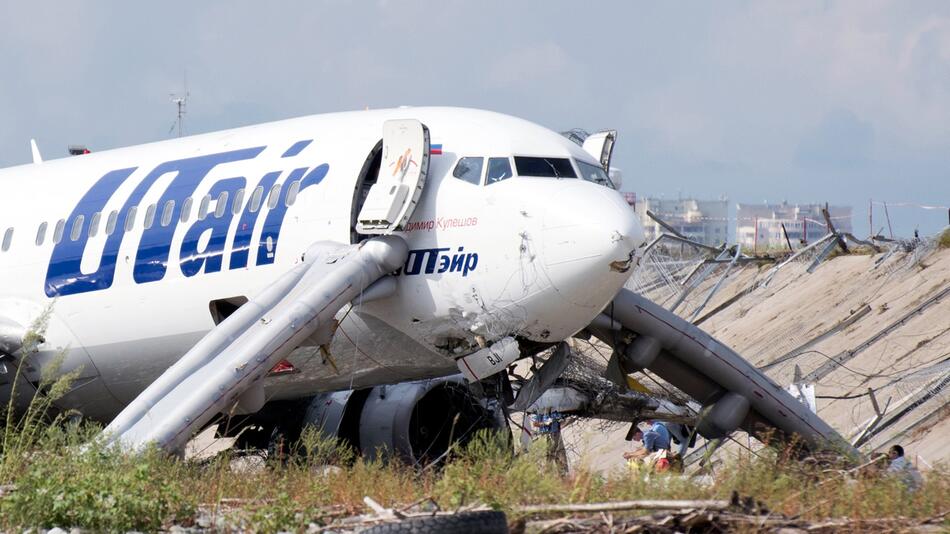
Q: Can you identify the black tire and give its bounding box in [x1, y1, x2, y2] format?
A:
[360, 511, 508, 534]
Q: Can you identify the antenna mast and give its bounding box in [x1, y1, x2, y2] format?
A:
[169, 72, 189, 138]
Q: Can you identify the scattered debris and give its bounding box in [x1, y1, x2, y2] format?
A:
[298, 493, 950, 534]
[514, 508, 948, 533]
[314, 496, 501, 533]
[515, 498, 731, 515]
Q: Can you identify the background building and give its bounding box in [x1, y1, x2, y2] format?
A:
[633, 197, 729, 246]
[736, 202, 853, 250]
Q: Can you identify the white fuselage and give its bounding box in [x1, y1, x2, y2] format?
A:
[0, 107, 643, 421]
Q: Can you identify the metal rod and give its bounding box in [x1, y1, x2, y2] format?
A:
[647, 209, 688, 240]
[669, 248, 731, 313]
[805, 237, 839, 274]
[822, 206, 848, 253]
[761, 233, 835, 286]
[781, 223, 793, 252]
[689, 246, 741, 322]
[883, 201, 894, 239]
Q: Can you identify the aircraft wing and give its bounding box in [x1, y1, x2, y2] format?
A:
[591, 288, 854, 455]
[100, 236, 408, 453]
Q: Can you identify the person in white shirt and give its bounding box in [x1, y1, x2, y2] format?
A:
[886, 445, 923, 491]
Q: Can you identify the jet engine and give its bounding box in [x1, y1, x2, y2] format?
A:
[302, 376, 504, 464]
[226, 375, 505, 465]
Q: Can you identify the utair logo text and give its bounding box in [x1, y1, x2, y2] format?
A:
[400, 247, 479, 277]
[44, 141, 328, 298]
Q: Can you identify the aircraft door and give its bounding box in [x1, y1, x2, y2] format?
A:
[356, 119, 431, 234]
[582, 130, 617, 172]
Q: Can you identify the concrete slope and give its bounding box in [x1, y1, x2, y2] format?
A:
[564, 242, 950, 472]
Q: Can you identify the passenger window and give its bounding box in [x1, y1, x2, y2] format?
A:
[105, 210, 118, 236]
[267, 184, 282, 209]
[124, 206, 138, 233]
[88, 212, 101, 238]
[143, 204, 156, 230]
[161, 200, 175, 227]
[180, 198, 193, 223]
[70, 215, 85, 242]
[249, 186, 264, 212]
[453, 157, 483, 185]
[486, 158, 513, 185]
[2, 228, 12, 252]
[232, 188, 245, 215]
[36, 222, 47, 246]
[285, 180, 301, 206]
[198, 195, 210, 221]
[53, 219, 65, 244]
[215, 191, 229, 218]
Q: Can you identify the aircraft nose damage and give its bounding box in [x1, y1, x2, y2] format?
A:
[540, 182, 644, 310]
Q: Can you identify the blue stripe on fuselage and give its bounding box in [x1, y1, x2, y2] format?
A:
[180, 177, 247, 277]
[229, 171, 281, 270]
[44, 167, 138, 298]
[132, 148, 265, 284]
[256, 164, 329, 266]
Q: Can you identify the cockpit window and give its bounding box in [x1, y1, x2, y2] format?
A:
[514, 157, 576, 178]
[453, 157, 483, 185]
[486, 157, 513, 185]
[576, 160, 614, 188]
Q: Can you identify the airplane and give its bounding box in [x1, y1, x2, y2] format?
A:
[0, 107, 851, 461]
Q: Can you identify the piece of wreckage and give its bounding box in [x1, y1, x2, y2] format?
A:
[77, 115, 854, 466]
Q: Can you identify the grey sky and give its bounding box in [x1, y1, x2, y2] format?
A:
[2, 1, 948, 235]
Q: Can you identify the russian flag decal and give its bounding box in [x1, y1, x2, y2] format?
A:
[431, 143, 443, 155]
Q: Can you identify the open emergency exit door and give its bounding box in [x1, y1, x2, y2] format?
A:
[582, 130, 616, 172]
[356, 119, 431, 234]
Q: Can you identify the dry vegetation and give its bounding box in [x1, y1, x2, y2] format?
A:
[0, 319, 947, 531]
[939, 227, 950, 249]
[0, 412, 947, 531]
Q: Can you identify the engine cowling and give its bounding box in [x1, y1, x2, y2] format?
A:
[302, 375, 504, 464]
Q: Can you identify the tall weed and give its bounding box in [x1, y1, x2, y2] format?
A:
[939, 227, 950, 249]
[1, 307, 81, 483]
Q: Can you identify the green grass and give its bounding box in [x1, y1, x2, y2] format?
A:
[3, 440, 194, 530]
[0, 424, 947, 531]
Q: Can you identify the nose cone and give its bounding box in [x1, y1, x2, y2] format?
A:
[540, 182, 644, 309]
